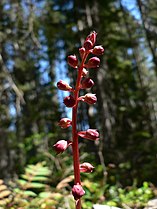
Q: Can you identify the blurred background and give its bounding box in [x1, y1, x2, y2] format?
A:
[0, 0, 157, 208]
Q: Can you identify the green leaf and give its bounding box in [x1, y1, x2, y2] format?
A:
[27, 182, 46, 188]
[39, 192, 52, 198]
[23, 190, 37, 197]
[18, 179, 27, 185]
[31, 176, 49, 182]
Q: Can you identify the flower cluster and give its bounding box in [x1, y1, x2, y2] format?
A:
[54, 31, 104, 208]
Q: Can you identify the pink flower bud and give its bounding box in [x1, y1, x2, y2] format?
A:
[92, 46, 104, 55]
[53, 140, 72, 154]
[85, 31, 97, 45]
[86, 57, 100, 68]
[78, 129, 99, 141]
[63, 95, 76, 108]
[72, 184, 85, 200]
[80, 162, 94, 173]
[58, 118, 72, 129]
[81, 78, 94, 89]
[79, 47, 85, 58]
[57, 80, 72, 91]
[83, 40, 93, 50]
[81, 93, 97, 105]
[68, 55, 78, 68]
[82, 68, 88, 77]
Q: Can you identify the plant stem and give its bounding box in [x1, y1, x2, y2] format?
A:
[72, 52, 88, 209]
[76, 199, 81, 209]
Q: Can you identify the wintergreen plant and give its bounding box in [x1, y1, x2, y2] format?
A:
[54, 31, 104, 209]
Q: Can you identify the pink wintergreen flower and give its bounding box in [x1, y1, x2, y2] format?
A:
[85, 31, 97, 46]
[53, 140, 72, 154]
[79, 93, 97, 105]
[63, 95, 76, 108]
[68, 55, 78, 68]
[81, 78, 94, 89]
[57, 80, 73, 91]
[58, 118, 72, 129]
[85, 57, 100, 68]
[72, 184, 85, 200]
[83, 40, 93, 50]
[92, 46, 104, 55]
[80, 162, 94, 173]
[78, 129, 99, 141]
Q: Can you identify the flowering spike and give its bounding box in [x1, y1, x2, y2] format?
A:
[57, 80, 73, 91]
[63, 95, 76, 108]
[68, 55, 78, 68]
[80, 162, 94, 173]
[81, 78, 94, 89]
[86, 57, 100, 68]
[58, 118, 72, 129]
[78, 129, 99, 141]
[55, 31, 103, 208]
[92, 46, 104, 55]
[53, 140, 72, 154]
[72, 184, 85, 200]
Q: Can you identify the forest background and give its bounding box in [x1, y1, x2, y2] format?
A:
[0, 0, 157, 208]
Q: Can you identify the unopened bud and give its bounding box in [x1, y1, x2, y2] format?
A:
[53, 140, 72, 154]
[92, 46, 104, 55]
[79, 47, 85, 58]
[83, 40, 93, 50]
[81, 78, 94, 89]
[78, 129, 99, 141]
[85, 31, 97, 46]
[58, 118, 72, 129]
[68, 55, 78, 68]
[64, 95, 76, 108]
[57, 80, 72, 91]
[72, 184, 85, 200]
[80, 162, 94, 173]
[81, 93, 97, 105]
[86, 57, 100, 68]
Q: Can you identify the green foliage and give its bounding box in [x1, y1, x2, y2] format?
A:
[7, 162, 75, 209]
[105, 182, 154, 208]
[0, 160, 155, 209]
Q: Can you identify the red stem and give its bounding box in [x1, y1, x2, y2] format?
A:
[72, 52, 88, 209]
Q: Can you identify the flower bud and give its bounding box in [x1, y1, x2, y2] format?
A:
[57, 80, 72, 91]
[63, 95, 76, 107]
[83, 40, 93, 50]
[79, 47, 85, 58]
[58, 118, 72, 129]
[86, 57, 100, 68]
[72, 184, 85, 200]
[82, 68, 88, 77]
[85, 31, 97, 46]
[68, 55, 78, 68]
[81, 93, 97, 105]
[92, 46, 104, 55]
[81, 78, 94, 89]
[53, 140, 72, 154]
[78, 129, 99, 141]
[80, 162, 94, 173]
